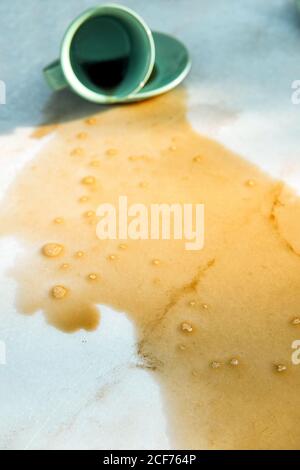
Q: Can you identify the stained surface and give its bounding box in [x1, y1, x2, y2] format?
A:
[1, 90, 300, 449]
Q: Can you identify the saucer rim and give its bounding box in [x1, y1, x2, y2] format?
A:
[118, 31, 191, 103]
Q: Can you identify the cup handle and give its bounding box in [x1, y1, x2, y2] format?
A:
[43, 60, 68, 91]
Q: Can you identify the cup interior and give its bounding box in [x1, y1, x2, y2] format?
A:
[68, 8, 154, 98]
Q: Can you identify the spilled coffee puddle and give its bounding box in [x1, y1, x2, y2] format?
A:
[1, 89, 300, 449]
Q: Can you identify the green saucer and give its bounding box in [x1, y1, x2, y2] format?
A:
[126, 31, 191, 102]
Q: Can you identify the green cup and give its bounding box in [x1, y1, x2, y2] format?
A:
[43, 3, 155, 103]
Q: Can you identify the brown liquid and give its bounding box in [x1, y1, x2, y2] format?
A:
[1, 89, 300, 449]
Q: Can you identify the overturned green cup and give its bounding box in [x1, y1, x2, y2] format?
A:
[43, 4, 155, 104]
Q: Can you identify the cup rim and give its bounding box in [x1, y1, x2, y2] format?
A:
[60, 3, 155, 104]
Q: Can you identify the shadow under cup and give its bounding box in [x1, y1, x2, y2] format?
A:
[69, 12, 154, 99]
